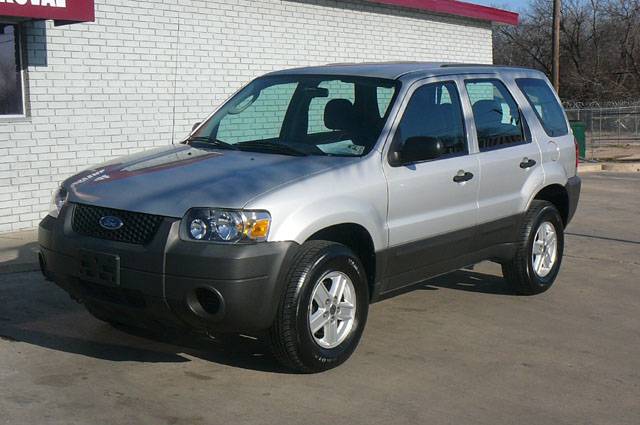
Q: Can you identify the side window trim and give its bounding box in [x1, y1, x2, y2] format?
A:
[464, 77, 531, 152]
[386, 78, 471, 166]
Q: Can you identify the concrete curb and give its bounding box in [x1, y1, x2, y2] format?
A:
[579, 162, 640, 173]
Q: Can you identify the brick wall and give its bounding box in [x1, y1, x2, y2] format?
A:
[0, 0, 493, 232]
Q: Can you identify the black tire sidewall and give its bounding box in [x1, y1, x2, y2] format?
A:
[526, 206, 564, 290]
[293, 247, 369, 370]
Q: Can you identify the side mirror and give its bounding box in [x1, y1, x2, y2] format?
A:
[192, 122, 201, 132]
[390, 137, 445, 166]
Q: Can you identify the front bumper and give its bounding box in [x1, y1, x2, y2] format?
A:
[38, 204, 298, 334]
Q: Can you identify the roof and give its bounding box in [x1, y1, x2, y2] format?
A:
[266, 62, 544, 81]
[365, 0, 518, 26]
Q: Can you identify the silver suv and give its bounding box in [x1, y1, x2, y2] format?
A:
[38, 63, 581, 372]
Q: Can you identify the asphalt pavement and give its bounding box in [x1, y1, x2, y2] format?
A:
[1, 172, 639, 425]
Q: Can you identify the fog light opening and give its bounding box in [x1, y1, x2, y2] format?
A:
[196, 288, 221, 315]
[187, 287, 224, 320]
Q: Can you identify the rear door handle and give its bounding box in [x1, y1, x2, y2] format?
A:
[520, 158, 537, 169]
[453, 170, 474, 183]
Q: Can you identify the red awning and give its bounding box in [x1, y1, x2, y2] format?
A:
[0, 0, 94, 24]
[365, 0, 519, 25]
[1, 0, 513, 26]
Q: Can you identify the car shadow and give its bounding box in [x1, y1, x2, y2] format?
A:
[379, 268, 516, 300]
[422, 269, 517, 295]
[0, 268, 514, 373]
[0, 272, 289, 373]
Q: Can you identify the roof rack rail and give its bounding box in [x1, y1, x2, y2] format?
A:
[439, 63, 496, 68]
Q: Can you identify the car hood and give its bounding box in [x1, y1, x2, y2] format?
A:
[64, 144, 352, 218]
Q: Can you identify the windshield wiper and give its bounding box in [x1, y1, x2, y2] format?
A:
[186, 136, 238, 150]
[236, 141, 308, 156]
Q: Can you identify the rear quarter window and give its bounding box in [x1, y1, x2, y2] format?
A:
[516, 78, 568, 137]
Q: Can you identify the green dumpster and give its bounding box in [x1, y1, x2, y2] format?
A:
[569, 121, 586, 158]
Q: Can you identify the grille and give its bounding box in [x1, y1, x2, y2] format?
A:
[72, 203, 163, 245]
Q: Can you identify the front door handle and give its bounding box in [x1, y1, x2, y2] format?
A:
[520, 158, 537, 169]
[453, 170, 474, 183]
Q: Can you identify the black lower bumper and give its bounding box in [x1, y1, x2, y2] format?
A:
[38, 204, 298, 334]
[565, 175, 582, 224]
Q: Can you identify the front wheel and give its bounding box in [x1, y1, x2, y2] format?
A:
[502, 200, 565, 295]
[269, 241, 369, 373]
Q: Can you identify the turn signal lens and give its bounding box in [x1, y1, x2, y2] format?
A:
[245, 217, 270, 240]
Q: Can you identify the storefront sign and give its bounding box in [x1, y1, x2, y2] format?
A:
[0, 0, 94, 23]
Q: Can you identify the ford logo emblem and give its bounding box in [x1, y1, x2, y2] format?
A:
[99, 216, 124, 231]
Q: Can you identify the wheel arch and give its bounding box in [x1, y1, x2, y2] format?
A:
[531, 184, 570, 225]
[306, 223, 377, 300]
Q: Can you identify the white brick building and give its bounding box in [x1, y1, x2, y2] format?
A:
[0, 0, 517, 233]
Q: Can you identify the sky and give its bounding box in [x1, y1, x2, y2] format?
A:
[469, 0, 530, 12]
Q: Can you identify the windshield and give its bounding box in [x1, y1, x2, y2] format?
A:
[190, 75, 400, 157]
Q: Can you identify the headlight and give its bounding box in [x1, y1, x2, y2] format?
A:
[48, 186, 68, 218]
[184, 208, 271, 243]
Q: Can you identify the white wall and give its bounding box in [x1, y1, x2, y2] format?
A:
[0, 0, 493, 232]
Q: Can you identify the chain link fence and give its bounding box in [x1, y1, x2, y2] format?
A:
[564, 101, 640, 161]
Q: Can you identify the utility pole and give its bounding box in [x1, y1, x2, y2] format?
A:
[552, 0, 561, 92]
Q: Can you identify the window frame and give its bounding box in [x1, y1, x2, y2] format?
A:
[0, 22, 27, 120]
[464, 78, 531, 153]
[515, 78, 569, 138]
[387, 79, 470, 166]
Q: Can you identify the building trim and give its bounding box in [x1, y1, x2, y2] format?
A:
[365, 0, 519, 25]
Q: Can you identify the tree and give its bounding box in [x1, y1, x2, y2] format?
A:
[494, 0, 640, 102]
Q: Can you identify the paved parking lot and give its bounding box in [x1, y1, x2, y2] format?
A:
[1, 172, 639, 425]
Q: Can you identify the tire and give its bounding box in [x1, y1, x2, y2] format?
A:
[268, 241, 369, 373]
[502, 200, 565, 295]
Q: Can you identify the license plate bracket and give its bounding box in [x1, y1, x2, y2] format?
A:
[78, 249, 120, 287]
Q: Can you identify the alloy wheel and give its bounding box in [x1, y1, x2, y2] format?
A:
[308, 271, 357, 349]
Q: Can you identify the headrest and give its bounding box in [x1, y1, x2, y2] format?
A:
[472, 99, 504, 126]
[324, 99, 355, 131]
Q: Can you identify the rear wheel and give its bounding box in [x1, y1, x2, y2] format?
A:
[269, 241, 369, 373]
[502, 200, 564, 295]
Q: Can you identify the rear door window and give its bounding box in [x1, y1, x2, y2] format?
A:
[516, 78, 568, 137]
[465, 79, 526, 151]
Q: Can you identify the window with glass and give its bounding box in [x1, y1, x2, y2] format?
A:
[394, 81, 467, 158]
[0, 23, 24, 117]
[466, 79, 526, 151]
[516, 78, 568, 137]
[191, 75, 399, 157]
[307, 79, 355, 134]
